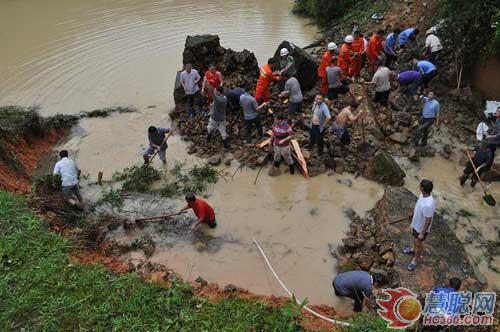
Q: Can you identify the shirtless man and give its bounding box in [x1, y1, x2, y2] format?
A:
[331, 100, 365, 146]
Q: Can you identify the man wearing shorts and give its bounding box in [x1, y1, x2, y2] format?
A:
[53, 150, 83, 206]
[331, 100, 365, 147]
[405, 179, 436, 271]
[279, 73, 304, 125]
[271, 113, 295, 174]
[143, 126, 171, 165]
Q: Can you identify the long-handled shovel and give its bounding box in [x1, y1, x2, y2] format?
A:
[466, 151, 496, 207]
[134, 211, 187, 224]
[146, 130, 175, 165]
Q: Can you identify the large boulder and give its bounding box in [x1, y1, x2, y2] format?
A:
[364, 150, 405, 186]
[174, 35, 259, 103]
[274, 41, 319, 91]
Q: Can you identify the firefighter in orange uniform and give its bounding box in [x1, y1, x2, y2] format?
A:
[318, 42, 338, 95]
[349, 31, 365, 78]
[255, 58, 280, 103]
[338, 35, 354, 76]
[367, 30, 385, 74]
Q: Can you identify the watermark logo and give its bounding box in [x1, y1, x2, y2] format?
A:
[376, 288, 497, 329]
[376, 287, 422, 329]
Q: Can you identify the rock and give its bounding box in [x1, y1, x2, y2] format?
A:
[393, 112, 413, 127]
[274, 41, 319, 91]
[357, 254, 374, 270]
[268, 166, 281, 176]
[256, 156, 268, 166]
[379, 242, 395, 255]
[224, 157, 233, 166]
[343, 238, 365, 248]
[482, 164, 500, 182]
[388, 132, 408, 144]
[336, 178, 353, 187]
[382, 252, 395, 267]
[364, 150, 406, 186]
[187, 145, 198, 155]
[207, 155, 221, 166]
[195, 276, 208, 286]
[224, 284, 239, 293]
[335, 165, 344, 174]
[328, 243, 338, 258]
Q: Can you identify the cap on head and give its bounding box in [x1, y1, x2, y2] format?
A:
[280, 48, 289, 56]
[148, 126, 157, 133]
[344, 35, 354, 43]
[420, 179, 433, 194]
[426, 27, 436, 35]
[328, 42, 338, 51]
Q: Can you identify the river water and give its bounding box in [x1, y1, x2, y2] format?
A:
[1, 0, 498, 309]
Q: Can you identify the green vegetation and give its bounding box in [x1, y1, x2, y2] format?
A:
[438, 0, 500, 65]
[0, 191, 304, 331]
[347, 313, 391, 332]
[160, 162, 219, 198]
[80, 106, 137, 118]
[293, 0, 389, 28]
[112, 165, 162, 193]
[98, 188, 124, 209]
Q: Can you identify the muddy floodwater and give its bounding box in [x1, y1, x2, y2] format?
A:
[2, 0, 499, 308]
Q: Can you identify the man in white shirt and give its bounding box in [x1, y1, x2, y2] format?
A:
[423, 28, 443, 65]
[405, 179, 436, 271]
[364, 63, 392, 107]
[180, 63, 201, 117]
[53, 150, 83, 204]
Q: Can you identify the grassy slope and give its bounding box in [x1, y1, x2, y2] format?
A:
[0, 191, 300, 331]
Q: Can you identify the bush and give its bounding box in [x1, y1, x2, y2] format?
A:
[160, 162, 219, 197]
[438, 0, 500, 65]
[347, 313, 391, 331]
[112, 165, 161, 193]
[293, 0, 358, 27]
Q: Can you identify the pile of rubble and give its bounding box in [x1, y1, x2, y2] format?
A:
[332, 186, 484, 298]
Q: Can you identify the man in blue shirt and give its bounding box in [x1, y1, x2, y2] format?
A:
[413, 59, 437, 88]
[239, 88, 268, 144]
[309, 94, 331, 155]
[398, 70, 422, 97]
[412, 91, 440, 146]
[384, 28, 401, 68]
[399, 28, 419, 48]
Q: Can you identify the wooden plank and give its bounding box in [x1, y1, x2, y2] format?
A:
[256, 130, 274, 148]
[290, 139, 309, 178]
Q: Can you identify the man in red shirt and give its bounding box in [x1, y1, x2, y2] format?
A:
[179, 194, 217, 229]
[202, 64, 224, 105]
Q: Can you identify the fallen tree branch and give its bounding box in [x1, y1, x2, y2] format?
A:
[252, 238, 351, 327]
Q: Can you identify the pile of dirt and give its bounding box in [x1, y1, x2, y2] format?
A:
[333, 187, 483, 300]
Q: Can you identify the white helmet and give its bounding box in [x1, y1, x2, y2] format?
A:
[344, 35, 353, 43]
[328, 42, 338, 51]
[280, 48, 289, 56]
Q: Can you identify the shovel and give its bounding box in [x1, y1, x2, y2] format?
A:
[134, 211, 187, 223]
[466, 151, 496, 207]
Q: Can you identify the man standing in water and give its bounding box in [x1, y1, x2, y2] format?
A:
[207, 87, 229, 149]
[53, 150, 83, 206]
[143, 126, 171, 167]
[180, 63, 201, 118]
[179, 194, 217, 230]
[271, 113, 295, 175]
[404, 179, 436, 271]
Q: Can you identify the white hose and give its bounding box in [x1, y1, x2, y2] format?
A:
[252, 238, 351, 327]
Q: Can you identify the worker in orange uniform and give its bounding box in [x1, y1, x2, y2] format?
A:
[338, 35, 353, 76]
[202, 64, 224, 105]
[349, 31, 365, 79]
[318, 42, 338, 95]
[367, 30, 385, 74]
[255, 58, 280, 103]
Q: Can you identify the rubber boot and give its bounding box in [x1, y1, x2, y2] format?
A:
[471, 176, 478, 188]
[459, 175, 467, 187]
[289, 164, 295, 175]
[223, 139, 230, 149]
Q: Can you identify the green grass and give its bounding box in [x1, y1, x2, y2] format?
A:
[0, 191, 302, 331]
